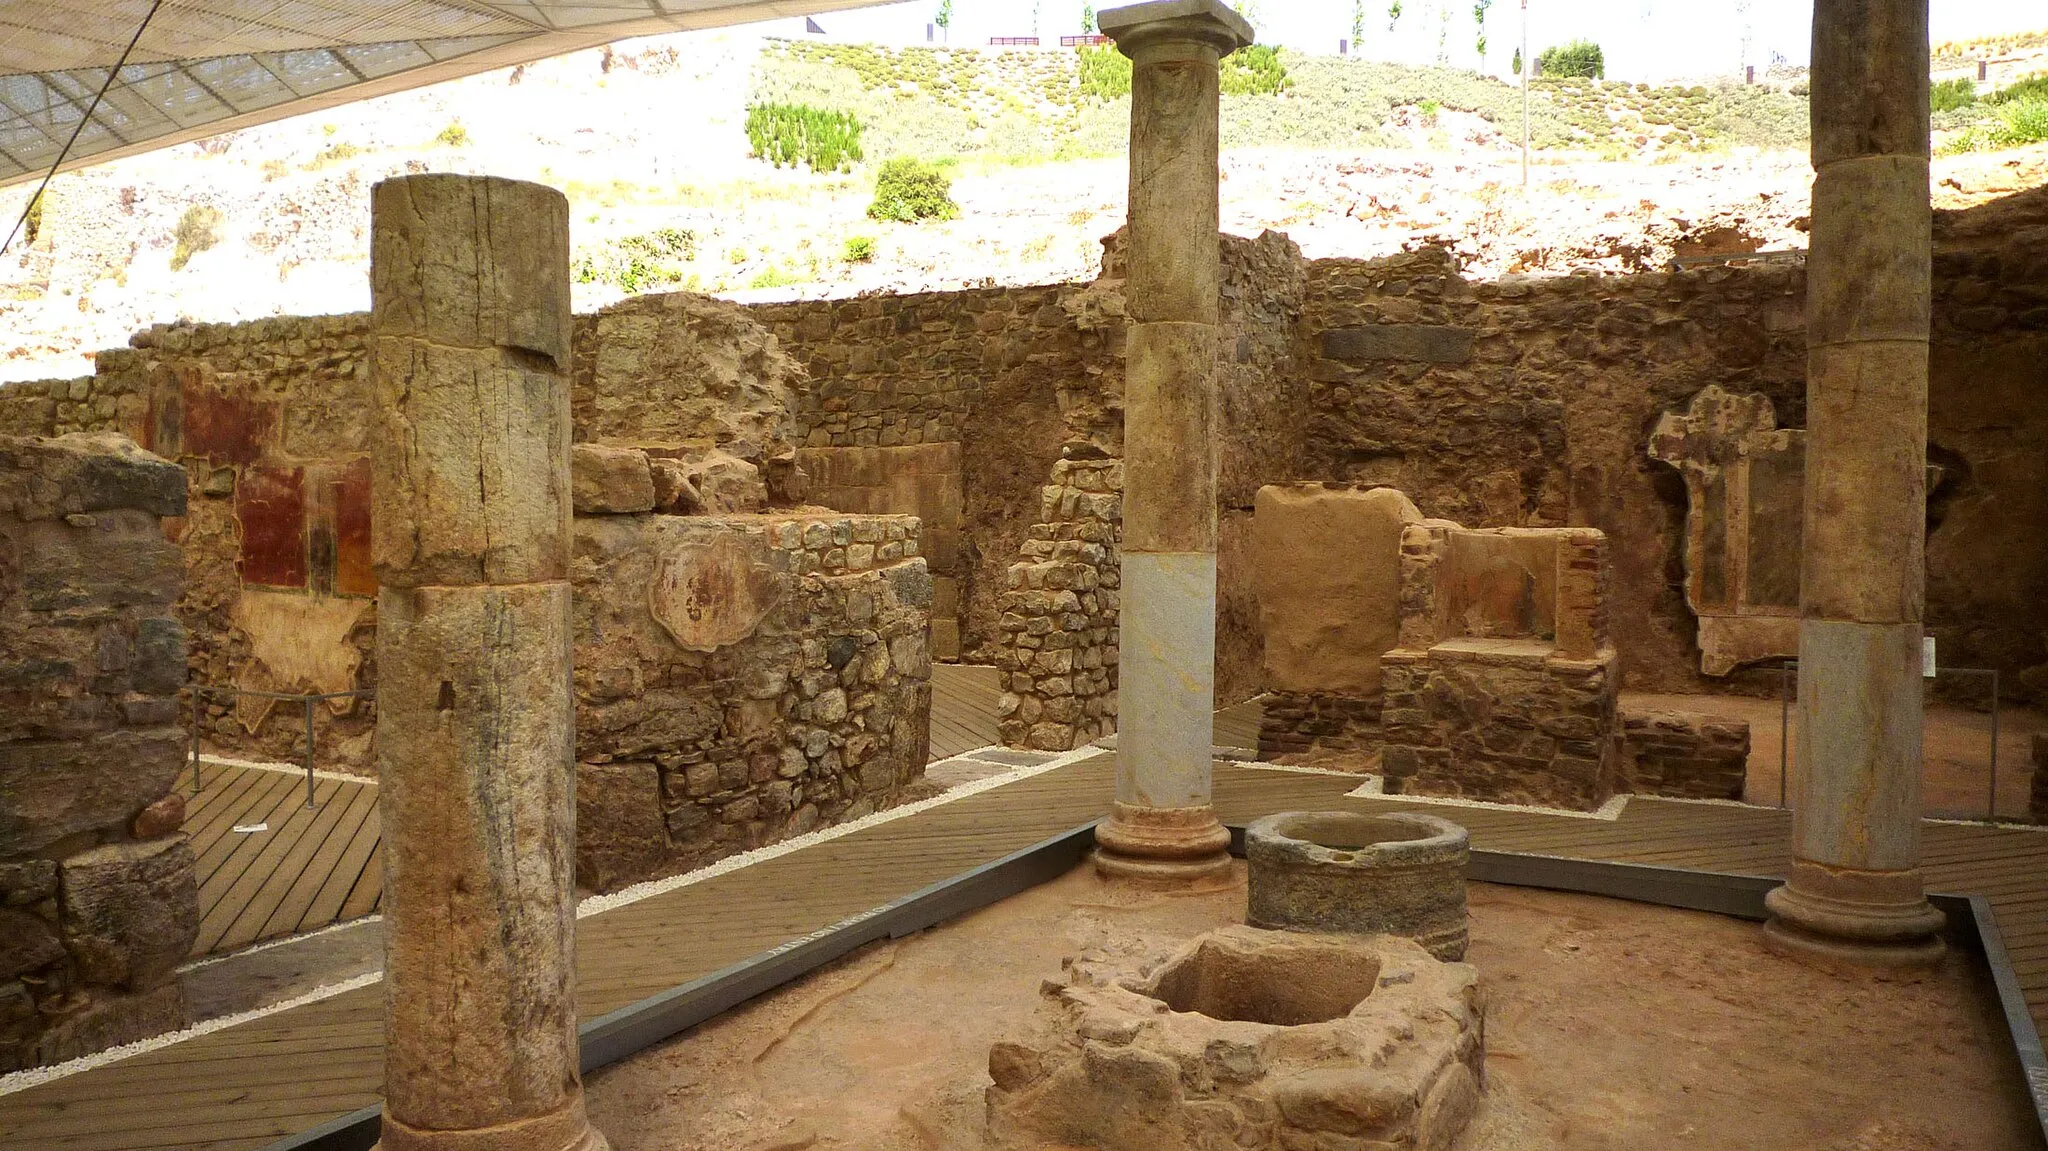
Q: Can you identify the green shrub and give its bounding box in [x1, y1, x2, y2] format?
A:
[868, 158, 959, 223]
[1989, 72, 2048, 106]
[306, 141, 359, 169]
[572, 227, 697, 292]
[745, 102, 865, 172]
[1077, 44, 1131, 101]
[171, 204, 222, 271]
[434, 121, 470, 147]
[749, 266, 801, 289]
[1221, 44, 1291, 96]
[1538, 39, 1604, 80]
[1943, 96, 2048, 153]
[1930, 78, 1976, 113]
[22, 191, 41, 244]
[842, 235, 877, 263]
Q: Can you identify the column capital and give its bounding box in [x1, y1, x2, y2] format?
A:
[1100, 0, 1254, 59]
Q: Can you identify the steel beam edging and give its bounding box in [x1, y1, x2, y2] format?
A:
[1972, 894, 2048, 1130]
[260, 823, 1097, 1151]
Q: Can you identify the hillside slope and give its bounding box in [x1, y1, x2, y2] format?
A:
[0, 30, 2040, 383]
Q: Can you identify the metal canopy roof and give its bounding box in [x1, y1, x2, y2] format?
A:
[0, 1, 889, 186]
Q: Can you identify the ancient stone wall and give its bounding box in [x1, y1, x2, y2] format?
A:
[994, 451, 1122, 750]
[752, 285, 1110, 675]
[0, 433, 198, 1072]
[1622, 710, 1750, 800]
[796, 443, 966, 660]
[571, 510, 932, 892]
[1301, 216, 2048, 700]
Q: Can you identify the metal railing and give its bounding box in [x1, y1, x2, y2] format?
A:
[185, 686, 376, 810]
[1775, 659, 2003, 821]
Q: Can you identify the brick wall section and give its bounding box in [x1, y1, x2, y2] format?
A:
[1623, 711, 1750, 800]
[797, 443, 967, 660]
[571, 512, 932, 893]
[1378, 522, 1623, 811]
[0, 433, 198, 1073]
[995, 453, 1122, 751]
[1257, 693, 1383, 761]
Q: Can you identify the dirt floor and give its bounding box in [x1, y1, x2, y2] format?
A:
[1623, 691, 2046, 822]
[582, 863, 2040, 1151]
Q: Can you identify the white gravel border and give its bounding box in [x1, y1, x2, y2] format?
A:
[1343, 775, 1632, 821]
[0, 972, 383, 1098]
[195, 752, 378, 786]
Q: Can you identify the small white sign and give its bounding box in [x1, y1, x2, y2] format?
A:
[1923, 636, 1937, 679]
[232, 822, 269, 834]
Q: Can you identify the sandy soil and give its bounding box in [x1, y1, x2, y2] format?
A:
[582, 862, 2040, 1151]
[1623, 691, 2047, 822]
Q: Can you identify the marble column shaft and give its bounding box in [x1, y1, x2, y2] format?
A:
[1095, 1, 1251, 882]
[369, 174, 607, 1150]
[1764, 0, 1945, 964]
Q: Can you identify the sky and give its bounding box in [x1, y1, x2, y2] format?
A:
[748, 1, 2048, 83]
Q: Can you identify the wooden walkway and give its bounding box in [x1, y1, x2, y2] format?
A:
[929, 663, 1002, 759]
[182, 764, 383, 958]
[7, 744, 2046, 1150]
[175, 665, 1002, 961]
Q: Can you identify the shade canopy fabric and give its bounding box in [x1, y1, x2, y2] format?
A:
[0, 1, 884, 185]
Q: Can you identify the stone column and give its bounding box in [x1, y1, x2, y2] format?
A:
[369, 175, 607, 1151]
[1762, 0, 1945, 966]
[1092, 0, 1252, 884]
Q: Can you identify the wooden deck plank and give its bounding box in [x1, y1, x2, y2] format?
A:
[299, 802, 383, 933]
[210, 779, 370, 955]
[263, 783, 381, 941]
[194, 777, 346, 947]
[190, 772, 307, 899]
[337, 837, 385, 923]
[183, 769, 284, 861]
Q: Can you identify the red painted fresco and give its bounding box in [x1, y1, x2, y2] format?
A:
[331, 456, 375, 598]
[145, 365, 276, 466]
[235, 464, 307, 589]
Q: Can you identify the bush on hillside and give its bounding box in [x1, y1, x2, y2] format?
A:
[745, 102, 865, 172]
[1221, 44, 1292, 96]
[171, 204, 222, 271]
[1989, 72, 2048, 106]
[1078, 44, 1131, 100]
[1942, 96, 2048, 153]
[1931, 78, 1977, 113]
[843, 235, 877, 263]
[868, 158, 959, 223]
[573, 227, 697, 292]
[1538, 39, 1604, 80]
[435, 121, 471, 147]
[22, 191, 41, 244]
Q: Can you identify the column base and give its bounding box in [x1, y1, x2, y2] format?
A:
[1093, 801, 1234, 885]
[1761, 861, 1946, 969]
[378, 1093, 610, 1151]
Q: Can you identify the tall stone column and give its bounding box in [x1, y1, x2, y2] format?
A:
[1092, 1, 1252, 884]
[369, 175, 607, 1151]
[1762, 0, 1945, 966]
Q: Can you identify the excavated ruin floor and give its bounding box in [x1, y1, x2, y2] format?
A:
[581, 863, 2041, 1151]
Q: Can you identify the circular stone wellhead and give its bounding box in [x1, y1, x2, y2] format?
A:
[1246, 811, 1471, 961]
